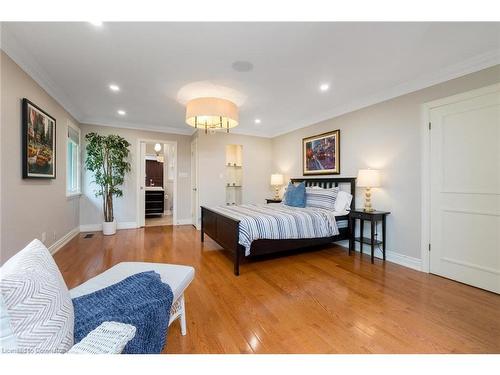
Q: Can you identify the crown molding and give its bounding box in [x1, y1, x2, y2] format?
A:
[269, 49, 500, 138]
[80, 119, 196, 136]
[220, 126, 274, 139]
[1, 25, 84, 121]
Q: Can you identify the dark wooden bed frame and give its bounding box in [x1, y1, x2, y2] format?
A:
[200, 177, 356, 275]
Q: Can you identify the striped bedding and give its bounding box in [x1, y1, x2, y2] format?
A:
[209, 204, 340, 256]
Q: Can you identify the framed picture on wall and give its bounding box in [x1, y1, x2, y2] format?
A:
[22, 98, 56, 179]
[302, 129, 340, 175]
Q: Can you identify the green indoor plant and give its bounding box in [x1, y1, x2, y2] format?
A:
[85, 132, 131, 235]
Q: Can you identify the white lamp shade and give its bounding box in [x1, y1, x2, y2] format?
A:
[154, 143, 162, 152]
[270, 174, 284, 186]
[186, 97, 239, 129]
[357, 169, 381, 187]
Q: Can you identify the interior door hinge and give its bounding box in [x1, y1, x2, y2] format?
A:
[428, 243, 431, 251]
[428, 122, 431, 130]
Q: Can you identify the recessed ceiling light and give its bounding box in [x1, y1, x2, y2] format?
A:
[254, 119, 262, 124]
[319, 83, 330, 92]
[89, 21, 103, 27]
[109, 84, 120, 92]
[117, 110, 126, 116]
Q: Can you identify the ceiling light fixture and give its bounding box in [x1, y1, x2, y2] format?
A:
[254, 119, 262, 124]
[154, 143, 163, 162]
[319, 83, 330, 92]
[109, 84, 120, 92]
[88, 21, 103, 27]
[117, 110, 126, 116]
[185, 97, 239, 134]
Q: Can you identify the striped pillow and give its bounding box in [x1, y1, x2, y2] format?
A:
[305, 186, 339, 210]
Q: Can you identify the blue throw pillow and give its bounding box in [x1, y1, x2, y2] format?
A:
[283, 182, 306, 207]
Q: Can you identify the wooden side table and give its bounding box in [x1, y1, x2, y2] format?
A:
[266, 198, 282, 204]
[349, 210, 390, 263]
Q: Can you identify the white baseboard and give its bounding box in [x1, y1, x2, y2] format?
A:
[385, 251, 422, 271]
[80, 221, 138, 232]
[176, 218, 193, 225]
[349, 242, 422, 271]
[49, 227, 79, 255]
[79, 224, 101, 232]
[117, 221, 138, 230]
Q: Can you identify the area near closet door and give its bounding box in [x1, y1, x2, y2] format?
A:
[423, 84, 500, 293]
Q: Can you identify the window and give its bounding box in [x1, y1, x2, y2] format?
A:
[66, 121, 81, 196]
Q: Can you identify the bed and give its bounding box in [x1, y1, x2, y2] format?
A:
[200, 177, 356, 275]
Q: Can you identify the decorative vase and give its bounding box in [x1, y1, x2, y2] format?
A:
[102, 219, 117, 235]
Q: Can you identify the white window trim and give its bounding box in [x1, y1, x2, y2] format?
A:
[66, 120, 82, 198]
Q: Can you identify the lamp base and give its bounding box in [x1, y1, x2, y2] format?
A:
[273, 186, 281, 200]
[363, 187, 375, 212]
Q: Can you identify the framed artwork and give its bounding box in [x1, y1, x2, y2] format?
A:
[302, 129, 340, 175]
[22, 98, 56, 179]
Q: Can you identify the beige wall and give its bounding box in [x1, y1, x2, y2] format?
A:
[271, 65, 500, 261]
[0, 51, 81, 263]
[195, 131, 274, 221]
[79, 124, 192, 226]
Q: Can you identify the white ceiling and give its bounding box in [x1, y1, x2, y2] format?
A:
[2, 22, 500, 137]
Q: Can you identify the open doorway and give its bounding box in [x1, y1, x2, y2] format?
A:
[137, 139, 177, 228]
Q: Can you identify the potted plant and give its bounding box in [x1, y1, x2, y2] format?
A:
[85, 133, 131, 235]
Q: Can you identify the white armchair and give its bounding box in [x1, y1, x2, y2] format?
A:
[69, 262, 195, 337]
[68, 321, 136, 354]
[0, 240, 195, 354]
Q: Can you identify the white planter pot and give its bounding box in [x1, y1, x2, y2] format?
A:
[102, 220, 117, 236]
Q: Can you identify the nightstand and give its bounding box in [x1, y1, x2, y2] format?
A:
[349, 209, 390, 263]
[266, 198, 282, 204]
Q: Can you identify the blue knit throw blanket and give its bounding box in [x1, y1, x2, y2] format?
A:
[72, 271, 173, 354]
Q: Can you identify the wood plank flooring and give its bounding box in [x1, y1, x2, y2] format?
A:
[54, 225, 500, 354]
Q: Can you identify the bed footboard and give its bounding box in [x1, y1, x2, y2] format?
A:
[201, 206, 243, 275]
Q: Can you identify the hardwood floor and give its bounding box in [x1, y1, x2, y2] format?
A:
[54, 225, 500, 354]
[145, 214, 173, 227]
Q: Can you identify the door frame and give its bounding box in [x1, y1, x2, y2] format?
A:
[420, 83, 500, 273]
[136, 138, 178, 227]
[190, 138, 199, 229]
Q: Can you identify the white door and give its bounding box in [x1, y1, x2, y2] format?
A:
[429, 85, 500, 293]
[191, 138, 199, 228]
[138, 141, 147, 227]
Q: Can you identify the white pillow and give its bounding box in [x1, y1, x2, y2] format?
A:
[334, 190, 353, 212]
[0, 239, 74, 354]
[0, 295, 18, 353]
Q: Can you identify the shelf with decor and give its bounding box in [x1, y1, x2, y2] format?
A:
[225, 144, 243, 206]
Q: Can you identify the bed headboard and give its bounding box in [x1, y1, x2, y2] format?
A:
[290, 177, 356, 210]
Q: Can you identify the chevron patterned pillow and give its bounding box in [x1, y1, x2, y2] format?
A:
[0, 239, 74, 354]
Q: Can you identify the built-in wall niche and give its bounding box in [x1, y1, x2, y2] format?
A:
[225, 144, 243, 205]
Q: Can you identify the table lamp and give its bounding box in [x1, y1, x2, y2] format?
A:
[270, 174, 284, 200]
[357, 169, 381, 212]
